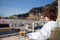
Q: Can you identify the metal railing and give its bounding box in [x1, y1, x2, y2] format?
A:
[0, 19, 45, 37]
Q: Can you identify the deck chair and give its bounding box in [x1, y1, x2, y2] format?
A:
[47, 27, 60, 40]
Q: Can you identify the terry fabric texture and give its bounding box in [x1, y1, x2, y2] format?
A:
[27, 21, 58, 40]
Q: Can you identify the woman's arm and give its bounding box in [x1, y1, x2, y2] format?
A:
[26, 23, 52, 40]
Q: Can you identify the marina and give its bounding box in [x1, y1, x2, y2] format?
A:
[0, 19, 45, 40]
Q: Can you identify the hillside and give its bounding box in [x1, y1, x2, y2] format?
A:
[1, 0, 58, 20]
[14, 0, 58, 19]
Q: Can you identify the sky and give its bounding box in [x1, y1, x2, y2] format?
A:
[0, 0, 55, 17]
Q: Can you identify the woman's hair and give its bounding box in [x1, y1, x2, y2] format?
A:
[43, 6, 58, 21]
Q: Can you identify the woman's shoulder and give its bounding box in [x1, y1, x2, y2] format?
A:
[47, 21, 57, 25]
[44, 21, 58, 27]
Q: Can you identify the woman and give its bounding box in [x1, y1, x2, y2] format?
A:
[26, 6, 58, 40]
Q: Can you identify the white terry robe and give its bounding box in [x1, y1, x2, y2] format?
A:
[27, 21, 58, 40]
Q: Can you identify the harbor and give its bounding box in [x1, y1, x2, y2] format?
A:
[0, 19, 45, 40]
